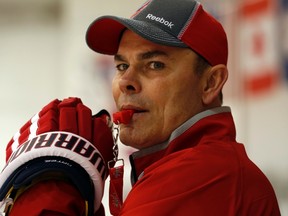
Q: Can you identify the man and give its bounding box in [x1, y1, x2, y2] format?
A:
[86, 0, 280, 215]
[0, 0, 280, 215]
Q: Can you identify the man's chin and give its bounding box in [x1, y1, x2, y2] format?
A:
[119, 131, 144, 150]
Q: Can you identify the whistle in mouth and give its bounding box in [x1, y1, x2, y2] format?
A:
[113, 110, 135, 125]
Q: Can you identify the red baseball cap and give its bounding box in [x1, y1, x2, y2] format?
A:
[86, 0, 228, 66]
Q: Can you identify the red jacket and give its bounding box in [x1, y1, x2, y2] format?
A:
[8, 107, 280, 215]
[120, 107, 280, 215]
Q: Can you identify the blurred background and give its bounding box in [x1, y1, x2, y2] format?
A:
[0, 0, 287, 215]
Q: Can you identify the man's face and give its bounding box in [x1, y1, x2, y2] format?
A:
[112, 30, 205, 149]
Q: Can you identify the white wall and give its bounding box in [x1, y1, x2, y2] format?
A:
[0, 0, 287, 215]
[225, 86, 288, 215]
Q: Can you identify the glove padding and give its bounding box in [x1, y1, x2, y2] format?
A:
[0, 97, 115, 215]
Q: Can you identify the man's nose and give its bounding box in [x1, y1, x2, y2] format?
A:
[118, 69, 141, 94]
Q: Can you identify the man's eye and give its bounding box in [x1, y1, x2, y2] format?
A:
[150, 61, 164, 70]
[116, 63, 129, 71]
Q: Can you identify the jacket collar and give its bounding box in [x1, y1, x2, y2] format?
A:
[129, 106, 234, 184]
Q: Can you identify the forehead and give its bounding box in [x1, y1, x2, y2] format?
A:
[117, 30, 197, 60]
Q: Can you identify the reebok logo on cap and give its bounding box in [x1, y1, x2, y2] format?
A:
[146, 14, 174, 29]
[86, 0, 228, 66]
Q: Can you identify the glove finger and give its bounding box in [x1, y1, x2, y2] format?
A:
[18, 108, 59, 144]
[76, 103, 92, 142]
[5, 99, 61, 162]
[16, 99, 60, 136]
[19, 120, 32, 134]
[8, 127, 31, 160]
[18, 128, 30, 144]
[5, 138, 14, 161]
[39, 99, 61, 116]
[58, 97, 82, 108]
[37, 109, 59, 134]
[92, 117, 115, 165]
[59, 106, 77, 134]
[19, 99, 60, 140]
[58, 98, 81, 134]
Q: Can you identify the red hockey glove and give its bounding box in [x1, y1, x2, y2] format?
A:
[0, 97, 115, 216]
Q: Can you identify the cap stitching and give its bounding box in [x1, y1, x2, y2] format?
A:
[178, 2, 201, 39]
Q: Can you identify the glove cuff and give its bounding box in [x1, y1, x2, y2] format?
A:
[0, 131, 107, 213]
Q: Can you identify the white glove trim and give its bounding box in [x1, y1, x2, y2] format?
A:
[0, 131, 106, 212]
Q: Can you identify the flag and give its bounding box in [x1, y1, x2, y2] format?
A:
[238, 0, 280, 96]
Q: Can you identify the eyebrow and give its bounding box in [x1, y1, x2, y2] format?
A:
[114, 50, 168, 62]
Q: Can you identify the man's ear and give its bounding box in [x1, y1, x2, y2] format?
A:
[201, 64, 228, 105]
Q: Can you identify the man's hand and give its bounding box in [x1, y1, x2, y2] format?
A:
[0, 97, 115, 215]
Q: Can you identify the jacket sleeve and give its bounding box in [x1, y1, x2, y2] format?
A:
[9, 180, 105, 216]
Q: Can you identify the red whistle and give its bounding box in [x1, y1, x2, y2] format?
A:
[113, 110, 135, 125]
